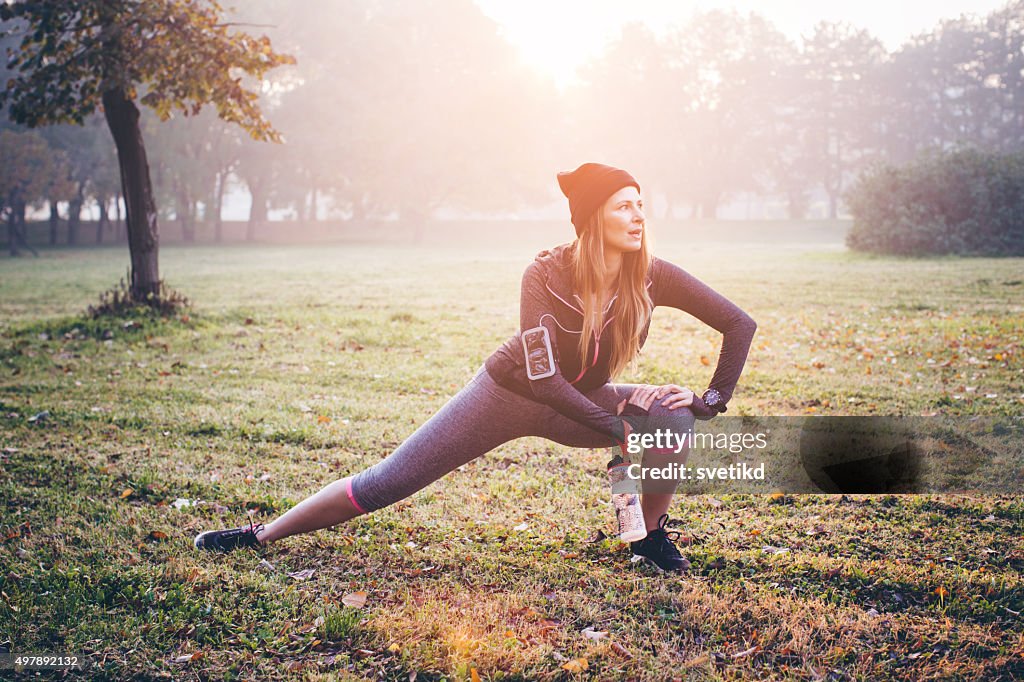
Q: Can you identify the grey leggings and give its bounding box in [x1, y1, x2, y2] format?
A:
[346, 366, 695, 513]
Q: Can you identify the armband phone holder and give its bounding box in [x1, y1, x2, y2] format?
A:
[522, 326, 556, 380]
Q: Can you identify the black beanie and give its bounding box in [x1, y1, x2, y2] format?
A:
[557, 162, 641, 236]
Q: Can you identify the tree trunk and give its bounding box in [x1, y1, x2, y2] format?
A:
[247, 179, 267, 241]
[67, 184, 84, 246]
[97, 198, 109, 244]
[7, 206, 17, 257]
[350, 195, 366, 224]
[307, 183, 318, 222]
[115, 193, 126, 243]
[787, 190, 808, 220]
[700, 197, 718, 220]
[213, 170, 226, 243]
[11, 199, 37, 257]
[176, 184, 195, 243]
[48, 198, 61, 246]
[103, 87, 160, 302]
[404, 205, 429, 244]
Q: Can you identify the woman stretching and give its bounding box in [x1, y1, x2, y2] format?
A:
[195, 163, 757, 572]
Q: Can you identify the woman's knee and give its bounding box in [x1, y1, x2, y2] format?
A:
[647, 401, 695, 425]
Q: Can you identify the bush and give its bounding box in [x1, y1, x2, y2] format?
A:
[846, 148, 1024, 256]
[88, 273, 191, 318]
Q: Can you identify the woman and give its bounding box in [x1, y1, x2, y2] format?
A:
[195, 162, 757, 572]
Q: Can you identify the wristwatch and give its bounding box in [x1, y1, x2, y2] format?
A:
[701, 388, 728, 414]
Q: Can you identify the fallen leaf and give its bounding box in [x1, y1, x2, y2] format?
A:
[342, 590, 367, 608]
[120, 488, 134, 499]
[685, 653, 710, 667]
[610, 641, 633, 658]
[700, 356, 711, 366]
[470, 668, 481, 682]
[387, 643, 401, 653]
[287, 569, 316, 581]
[561, 657, 588, 673]
[581, 626, 608, 641]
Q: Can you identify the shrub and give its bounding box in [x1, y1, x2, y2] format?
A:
[88, 272, 191, 318]
[846, 148, 1024, 256]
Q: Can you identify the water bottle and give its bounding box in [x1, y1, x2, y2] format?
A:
[607, 455, 647, 542]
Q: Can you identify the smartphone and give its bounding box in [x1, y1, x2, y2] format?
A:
[521, 326, 556, 380]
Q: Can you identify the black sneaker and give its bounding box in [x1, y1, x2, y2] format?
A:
[630, 514, 691, 572]
[194, 517, 266, 552]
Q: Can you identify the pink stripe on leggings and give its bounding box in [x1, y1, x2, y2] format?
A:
[345, 478, 368, 515]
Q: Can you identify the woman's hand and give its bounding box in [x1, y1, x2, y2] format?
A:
[654, 384, 695, 410]
[616, 387, 658, 455]
[616, 385, 658, 415]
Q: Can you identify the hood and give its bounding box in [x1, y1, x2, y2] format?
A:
[534, 242, 575, 269]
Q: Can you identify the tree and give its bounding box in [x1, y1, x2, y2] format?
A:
[798, 22, 886, 218]
[39, 117, 114, 245]
[0, 130, 69, 256]
[984, 1, 1024, 153]
[244, 0, 551, 235]
[572, 24, 681, 216]
[1, 0, 291, 304]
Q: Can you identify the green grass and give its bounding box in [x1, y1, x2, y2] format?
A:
[0, 229, 1022, 680]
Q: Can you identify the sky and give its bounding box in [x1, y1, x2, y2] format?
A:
[474, 0, 1011, 88]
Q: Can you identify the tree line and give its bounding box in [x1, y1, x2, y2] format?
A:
[4, 0, 1023, 254]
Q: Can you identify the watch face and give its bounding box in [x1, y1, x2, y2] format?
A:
[703, 389, 722, 407]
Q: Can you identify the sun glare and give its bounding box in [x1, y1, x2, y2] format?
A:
[474, 0, 1013, 89]
[474, 0, 626, 89]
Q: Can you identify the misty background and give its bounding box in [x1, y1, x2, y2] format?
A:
[2, 0, 1023, 245]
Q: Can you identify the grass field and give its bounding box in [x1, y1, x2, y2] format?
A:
[1, 226, 1022, 680]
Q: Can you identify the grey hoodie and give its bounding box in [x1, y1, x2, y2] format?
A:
[484, 243, 757, 442]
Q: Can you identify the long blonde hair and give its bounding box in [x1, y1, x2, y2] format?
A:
[571, 208, 652, 380]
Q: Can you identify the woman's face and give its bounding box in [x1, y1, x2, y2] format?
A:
[600, 186, 645, 255]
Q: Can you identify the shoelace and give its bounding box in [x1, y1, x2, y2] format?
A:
[216, 517, 265, 548]
[245, 516, 266, 545]
[652, 514, 682, 559]
[246, 518, 264, 540]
